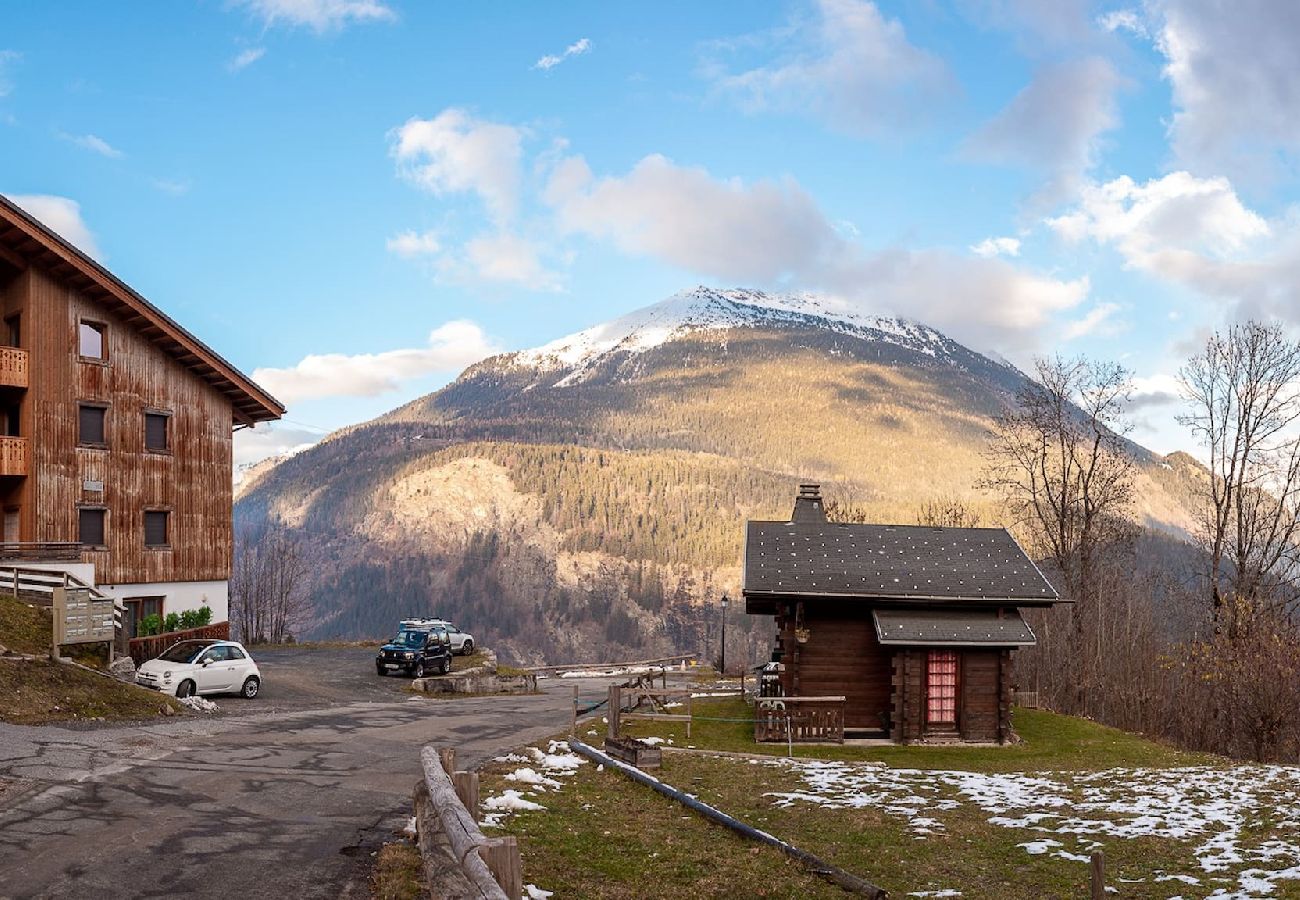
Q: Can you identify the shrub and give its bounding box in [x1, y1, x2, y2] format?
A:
[163, 612, 181, 634]
[195, 604, 212, 627]
[139, 614, 162, 637]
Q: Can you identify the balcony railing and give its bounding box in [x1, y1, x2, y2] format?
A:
[0, 436, 28, 476]
[0, 347, 28, 389]
[0, 542, 84, 562]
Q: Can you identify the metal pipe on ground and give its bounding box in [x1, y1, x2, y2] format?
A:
[569, 739, 888, 898]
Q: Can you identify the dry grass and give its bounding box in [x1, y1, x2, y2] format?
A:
[0, 658, 181, 724]
[0, 594, 51, 656]
[370, 841, 423, 900]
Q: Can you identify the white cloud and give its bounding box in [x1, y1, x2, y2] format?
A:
[386, 229, 441, 258]
[152, 177, 192, 196]
[709, 0, 951, 137]
[535, 37, 591, 71]
[233, 424, 323, 472]
[1048, 171, 1270, 272]
[965, 57, 1123, 206]
[0, 50, 19, 98]
[251, 320, 501, 405]
[544, 151, 1088, 350]
[1150, 0, 1300, 180]
[228, 47, 267, 72]
[1098, 8, 1148, 38]
[7, 194, 102, 259]
[1063, 301, 1122, 340]
[970, 236, 1021, 258]
[232, 0, 394, 32]
[958, 0, 1096, 45]
[74, 133, 124, 159]
[390, 109, 524, 223]
[1127, 372, 1183, 411]
[460, 232, 561, 290]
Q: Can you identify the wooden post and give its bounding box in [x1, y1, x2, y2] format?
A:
[741, 669, 746, 698]
[607, 685, 621, 741]
[452, 771, 480, 822]
[437, 746, 456, 776]
[1090, 850, 1105, 900]
[480, 836, 523, 900]
[571, 684, 578, 735]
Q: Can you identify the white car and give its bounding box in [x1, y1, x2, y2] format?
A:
[136, 639, 262, 699]
[400, 618, 476, 655]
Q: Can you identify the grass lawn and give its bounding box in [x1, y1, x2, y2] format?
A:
[0, 594, 52, 655]
[370, 841, 423, 900]
[477, 702, 1300, 899]
[0, 658, 182, 724]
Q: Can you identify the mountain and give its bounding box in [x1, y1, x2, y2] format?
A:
[235, 287, 1201, 663]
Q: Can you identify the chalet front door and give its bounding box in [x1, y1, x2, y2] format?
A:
[2, 509, 17, 543]
[925, 650, 959, 729]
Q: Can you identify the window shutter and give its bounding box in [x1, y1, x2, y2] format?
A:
[79, 509, 105, 546]
[144, 511, 169, 547]
[79, 405, 105, 445]
[145, 414, 168, 451]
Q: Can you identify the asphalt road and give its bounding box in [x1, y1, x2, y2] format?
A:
[0, 648, 600, 900]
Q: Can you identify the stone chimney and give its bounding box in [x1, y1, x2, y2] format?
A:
[791, 483, 826, 523]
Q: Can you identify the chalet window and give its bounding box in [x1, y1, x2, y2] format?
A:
[926, 651, 959, 727]
[78, 507, 106, 547]
[144, 412, 170, 452]
[144, 510, 170, 548]
[78, 404, 107, 447]
[4, 314, 19, 348]
[79, 321, 106, 359]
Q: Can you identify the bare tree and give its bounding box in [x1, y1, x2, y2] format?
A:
[916, 495, 982, 528]
[823, 498, 871, 524]
[231, 526, 311, 645]
[1179, 322, 1300, 621]
[982, 357, 1137, 710]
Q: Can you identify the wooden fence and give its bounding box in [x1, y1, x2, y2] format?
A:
[128, 622, 230, 665]
[416, 745, 521, 900]
[754, 696, 847, 744]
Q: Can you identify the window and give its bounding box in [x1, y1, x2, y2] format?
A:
[926, 651, 959, 727]
[4, 314, 19, 348]
[79, 321, 106, 359]
[124, 597, 163, 640]
[226, 646, 246, 660]
[79, 507, 106, 547]
[144, 510, 169, 548]
[78, 404, 107, 447]
[144, 412, 170, 452]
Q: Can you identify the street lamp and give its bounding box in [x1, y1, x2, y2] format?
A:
[720, 594, 729, 677]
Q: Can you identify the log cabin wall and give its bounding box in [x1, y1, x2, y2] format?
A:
[891, 647, 1013, 744]
[778, 604, 893, 731]
[24, 265, 234, 586]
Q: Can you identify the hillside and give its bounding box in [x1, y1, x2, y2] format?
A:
[235, 287, 1201, 663]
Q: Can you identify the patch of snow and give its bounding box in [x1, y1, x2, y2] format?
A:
[524, 886, 553, 900]
[640, 737, 666, 745]
[908, 892, 962, 898]
[505, 768, 562, 790]
[1020, 839, 1063, 855]
[483, 790, 545, 813]
[179, 696, 218, 712]
[403, 816, 417, 836]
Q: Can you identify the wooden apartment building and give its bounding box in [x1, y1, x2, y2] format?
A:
[0, 195, 283, 637]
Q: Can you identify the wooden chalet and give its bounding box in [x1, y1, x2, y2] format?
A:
[744, 485, 1061, 744]
[0, 194, 283, 640]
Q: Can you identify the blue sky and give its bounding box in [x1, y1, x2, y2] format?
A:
[5, 1, 1300, 466]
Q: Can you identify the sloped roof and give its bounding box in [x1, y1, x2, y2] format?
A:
[743, 520, 1059, 605]
[0, 195, 284, 425]
[873, 608, 1037, 647]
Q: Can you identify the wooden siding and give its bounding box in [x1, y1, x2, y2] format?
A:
[21, 265, 234, 585]
[892, 647, 1014, 743]
[776, 604, 893, 731]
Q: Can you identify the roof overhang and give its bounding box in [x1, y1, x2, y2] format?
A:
[872, 608, 1037, 648]
[0, 194, 285, 425]
[743, 589, 1067, 616]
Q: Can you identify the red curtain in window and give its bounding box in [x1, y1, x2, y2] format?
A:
[926, 651, 958, 726]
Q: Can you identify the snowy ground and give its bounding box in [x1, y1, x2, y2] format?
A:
[760, 758, 1300, 899]
[483, 740, 589, 900]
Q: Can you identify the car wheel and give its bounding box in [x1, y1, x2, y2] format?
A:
[440, 657, 451, 675]
[376, 665, 386, 677]
[241, 676, 260, 699]
[461, 639, 474, 655]
[413, 660, 425, 679]
[176, 680, 196, 699]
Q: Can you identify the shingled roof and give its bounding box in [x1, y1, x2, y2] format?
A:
[873, 608, 1037, 647]
[742, 487, 1059, 606]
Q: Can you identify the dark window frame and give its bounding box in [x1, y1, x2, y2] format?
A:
[144, 508, 171, 550]
[78, 505, 108, 549]
[77, 318, 108, 363]
[78, 402, 109, 449]
[144, 410, 171, 454]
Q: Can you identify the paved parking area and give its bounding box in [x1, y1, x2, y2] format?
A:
[0, 648, 598, 899]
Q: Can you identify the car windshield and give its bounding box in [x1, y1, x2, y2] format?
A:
[156, 641, 210, 663]
[392, 632, 426, 647]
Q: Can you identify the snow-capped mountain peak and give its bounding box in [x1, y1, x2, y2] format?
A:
[511, 286, 955, 384]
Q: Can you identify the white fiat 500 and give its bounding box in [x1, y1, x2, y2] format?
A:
[136, 639, 262, 699]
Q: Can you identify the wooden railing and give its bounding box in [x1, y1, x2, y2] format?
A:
[754, 696, 847, 744]
[0, 346, 28, 389]
[0, 563, 121, 635]
[128, 622, 231, 665]
[0, 542, 83, 562]
[0, 436, 27, 476]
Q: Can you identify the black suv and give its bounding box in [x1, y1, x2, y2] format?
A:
[376, 627, 452, 678]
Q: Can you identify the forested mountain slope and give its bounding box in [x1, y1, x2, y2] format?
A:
[235, 287, 1201, 663]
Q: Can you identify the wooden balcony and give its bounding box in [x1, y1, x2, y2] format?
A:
[0, 436, 28, 476]
[0, 346, 27, 389]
